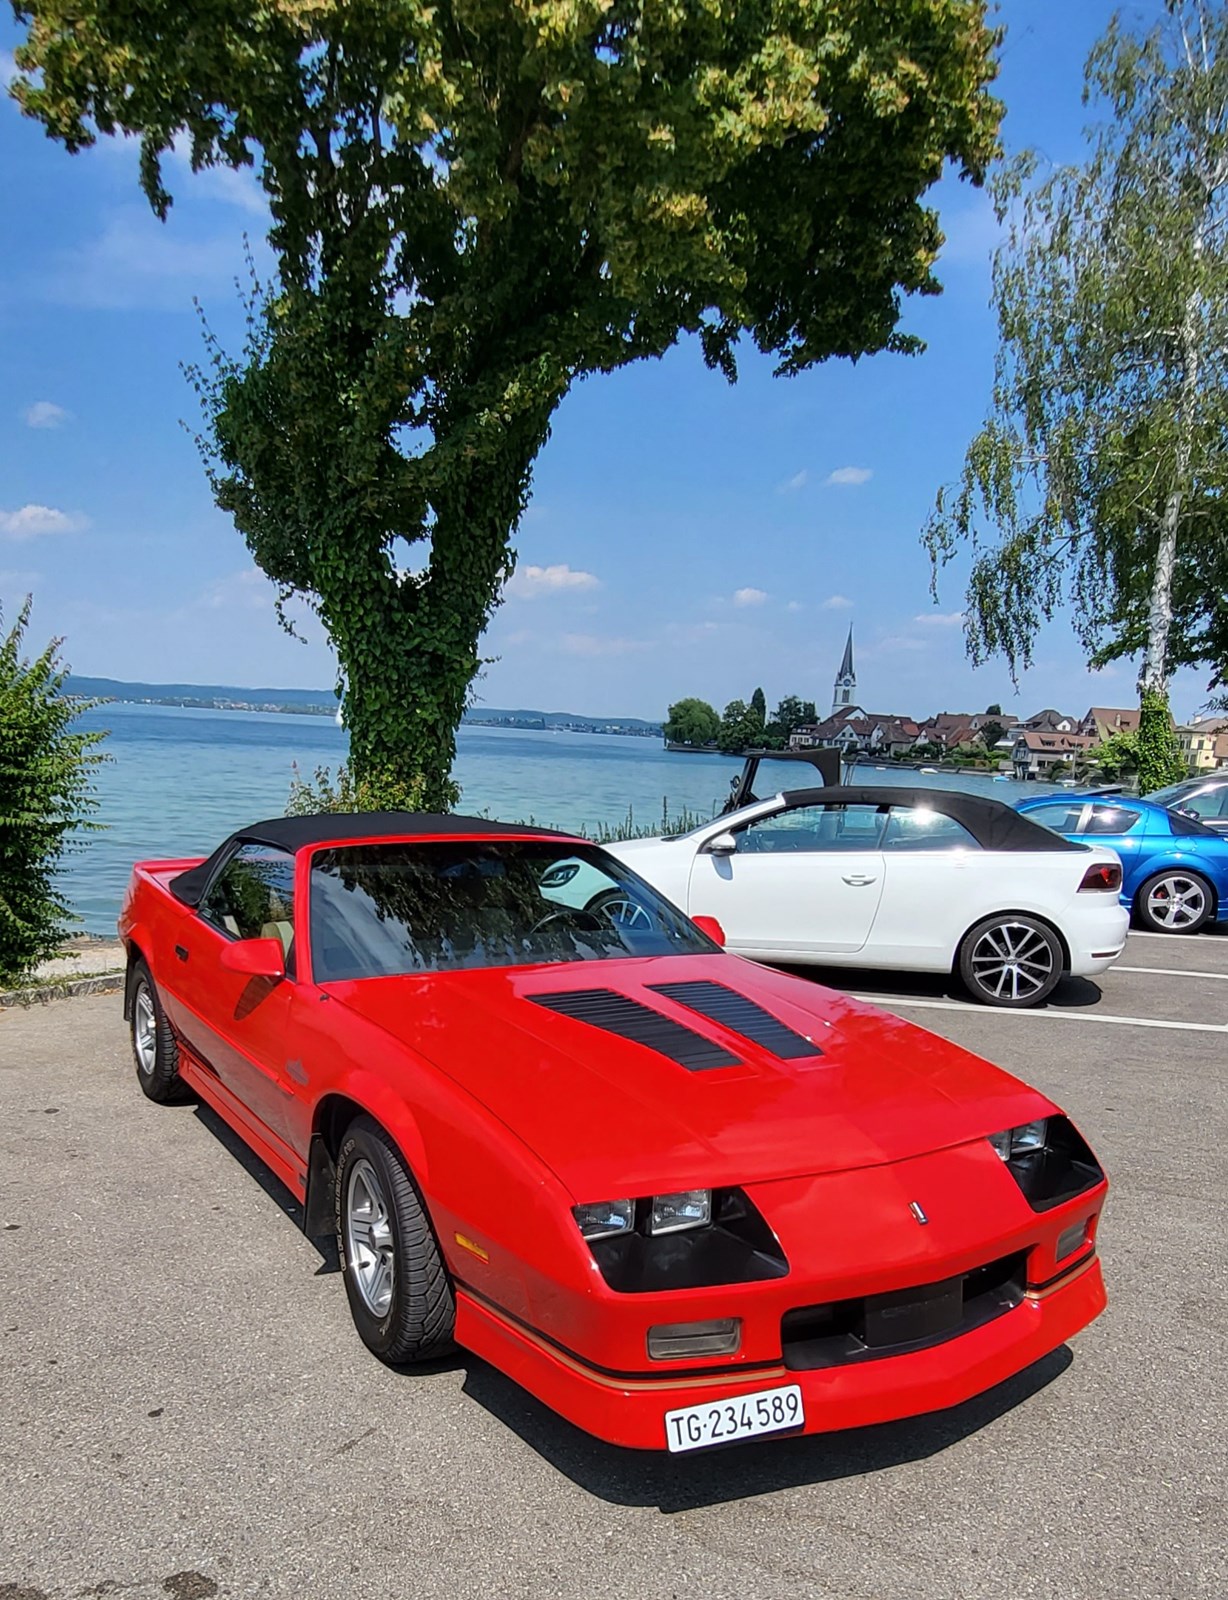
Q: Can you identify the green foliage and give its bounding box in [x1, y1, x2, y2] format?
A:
[925, 1, 1228, 703]
[979, 717, 1006, 749]
[1084, 729, 1139, 784]
[596, 801, 714, 844]
[11, 0, 1002, 808]
[985, 702, 1002, 715]
[717, 697, 764, 755]
[750, 687, 767, 723]
[1136, 688, 1186, 792]
[287, 762, 429, 816]
[0, 599, 107, 984]
[663, 697, 720, 748]
[763, 694, 818, 749]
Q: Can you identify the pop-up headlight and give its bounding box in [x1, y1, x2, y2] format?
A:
[987, 1116, 1104, 1212]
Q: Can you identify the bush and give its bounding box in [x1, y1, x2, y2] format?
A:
[0, 600, 107, 984]
[287, 762, 429, 815]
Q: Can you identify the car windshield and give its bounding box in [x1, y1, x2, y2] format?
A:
[308, 839, 717, 980]
[1146, 780, 1202, 804]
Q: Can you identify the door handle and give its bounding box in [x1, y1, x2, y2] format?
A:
[842, 874, 877, 886]
[174, 944, 189, 962]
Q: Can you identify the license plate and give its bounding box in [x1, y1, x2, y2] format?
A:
[664, 1384, 804, 1453]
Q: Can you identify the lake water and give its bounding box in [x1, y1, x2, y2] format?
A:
[61, 702, 1061, 935]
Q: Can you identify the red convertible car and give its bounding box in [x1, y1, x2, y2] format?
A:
[118, 812, 1108, 1453]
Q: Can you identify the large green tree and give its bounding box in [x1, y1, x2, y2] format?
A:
[924, 0, 1228, 791]
[663, 696, 719, 747]
[12, 0, 1001, 807]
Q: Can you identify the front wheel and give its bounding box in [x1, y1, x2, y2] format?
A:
[334, 1116, 456, 1364]
[958, 915, 1064, 1008]
[1135, 870, 1213, 934]
[128, 960, 183, 1102]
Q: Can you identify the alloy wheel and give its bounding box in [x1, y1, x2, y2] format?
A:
[968, 920, 1057, 1003]
[1145, 874, 1208, 931]
[345, 1158, 396, 1318]
[133, 983, 158, 1076]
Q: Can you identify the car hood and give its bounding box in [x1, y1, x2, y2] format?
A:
[324, 955, 1050, 1200]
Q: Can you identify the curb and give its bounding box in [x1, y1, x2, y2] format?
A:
[0, 972, 125, 1009]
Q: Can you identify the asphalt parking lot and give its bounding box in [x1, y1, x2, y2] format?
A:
[2, 930, 1225, 1600]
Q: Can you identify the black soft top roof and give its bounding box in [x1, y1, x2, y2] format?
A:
[770, 786, 1084, 853]
[168, 811, 574, 907]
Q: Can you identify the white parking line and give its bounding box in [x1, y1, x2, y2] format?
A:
[849, 993, 1228, 1033]
[1115, 965, 1228, 980]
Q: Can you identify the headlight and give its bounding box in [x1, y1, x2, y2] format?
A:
[987, 1115, 1104, 1212]
[572, 1198, 635, 1240]
[649, 1189, 712, 1234]
[989, 1119, 1048, 1161]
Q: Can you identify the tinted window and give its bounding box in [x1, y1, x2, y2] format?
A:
[737, 803, 886, 854]
[1081, 805, 1142, 835]
[199, 844, 296, 961]
[1169, 810, 1217, 838]
[881, 807, 978, 851]
[1168, 787, 1228, 822]
[309, 841, 715, 981]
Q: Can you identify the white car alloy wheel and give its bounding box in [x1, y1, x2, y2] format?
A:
[1139, 871, 1212, 934]
[959, 916, 1063, 1008]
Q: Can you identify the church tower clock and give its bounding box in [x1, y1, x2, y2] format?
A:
[831, 626, 856, 715]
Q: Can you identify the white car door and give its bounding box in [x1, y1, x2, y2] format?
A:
[864, 802, 985, 969]
[686, 799, 888, 955]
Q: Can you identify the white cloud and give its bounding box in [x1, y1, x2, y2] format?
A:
[821, 594, 853, 610]
[201, 568, 272, 611]
[786, 601, 804, 613]
[24, 401, 71, 429]
[39, 206, 258, 311]
[168, 135, 267, 216]
[824, 466, 872, 487]
[1, 50, 17, 89]
[505, 562, 601, 599]
[779, 469, 808, 493]
[732, 586, 768, 608]
[913, 610, 966, 627]
[0, 504, 88, 539]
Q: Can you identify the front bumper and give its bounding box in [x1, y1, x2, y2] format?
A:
[455, 1251, 1105, 1450]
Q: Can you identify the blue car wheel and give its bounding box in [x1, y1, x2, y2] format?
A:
[1135, 868, 1214, 934]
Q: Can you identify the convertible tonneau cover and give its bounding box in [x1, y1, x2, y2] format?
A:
[168, 811, 574, 907]
[776, 786, 1085, 854]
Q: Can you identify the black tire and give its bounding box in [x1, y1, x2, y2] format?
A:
[957, 914, 1064, 1009]
[128, 959, 183, 1102]
[1134, 869, 1214, 934]
[334, 1115, 456, 1364]
[585, 887, 654, 931]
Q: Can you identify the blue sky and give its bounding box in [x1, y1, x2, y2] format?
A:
[0, 2, 1212, 722]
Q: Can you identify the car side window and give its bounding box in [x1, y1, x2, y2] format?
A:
[881, 807, 979, 851]
[737, 803, 886, 854]
[199, 844, 297, 965]
[1173, 788, 1228, 821]
[1081, 805, 1141, 835]
[1023, 803, 1085, 834]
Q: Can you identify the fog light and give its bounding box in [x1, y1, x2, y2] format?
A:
[647, 1318, 741, 1360]
[1056, 1216, 1093, 1261]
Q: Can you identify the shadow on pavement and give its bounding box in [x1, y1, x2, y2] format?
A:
[777, 962, 1105, 1011]
[459, 1347, 1073, 1510]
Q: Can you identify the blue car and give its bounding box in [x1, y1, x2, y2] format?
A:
[1016, 794, 1228, 934]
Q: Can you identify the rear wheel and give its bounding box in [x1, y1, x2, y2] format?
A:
[1135, 870, 1213, 934]
[335, 1116, 455, 1364]
[585, 887, 654, 931]
[958, 915, 1063, 1008]
[128, 960, 182, 1102]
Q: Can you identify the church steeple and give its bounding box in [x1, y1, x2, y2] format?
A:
[832, 625, 856, 714]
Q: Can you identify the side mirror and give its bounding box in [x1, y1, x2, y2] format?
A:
[692, 915, 726, 947]
[219, 936, 286, 981]
[703, 831, 738, 856]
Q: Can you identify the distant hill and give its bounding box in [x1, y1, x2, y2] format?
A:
[65, 676, 661, 732]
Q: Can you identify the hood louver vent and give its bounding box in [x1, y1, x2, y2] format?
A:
[648, 980, 822, 1060]
[529, 988, 740, 1072]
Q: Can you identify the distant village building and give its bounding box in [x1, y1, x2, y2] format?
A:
[831, 626, 856, 715]
[1011, 730, 1095, 780]
[1079, 706, 1141, 742]
[1177, 714, 1228, 771]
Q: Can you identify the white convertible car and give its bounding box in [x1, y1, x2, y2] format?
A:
[603, 785, 1130, 1008]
